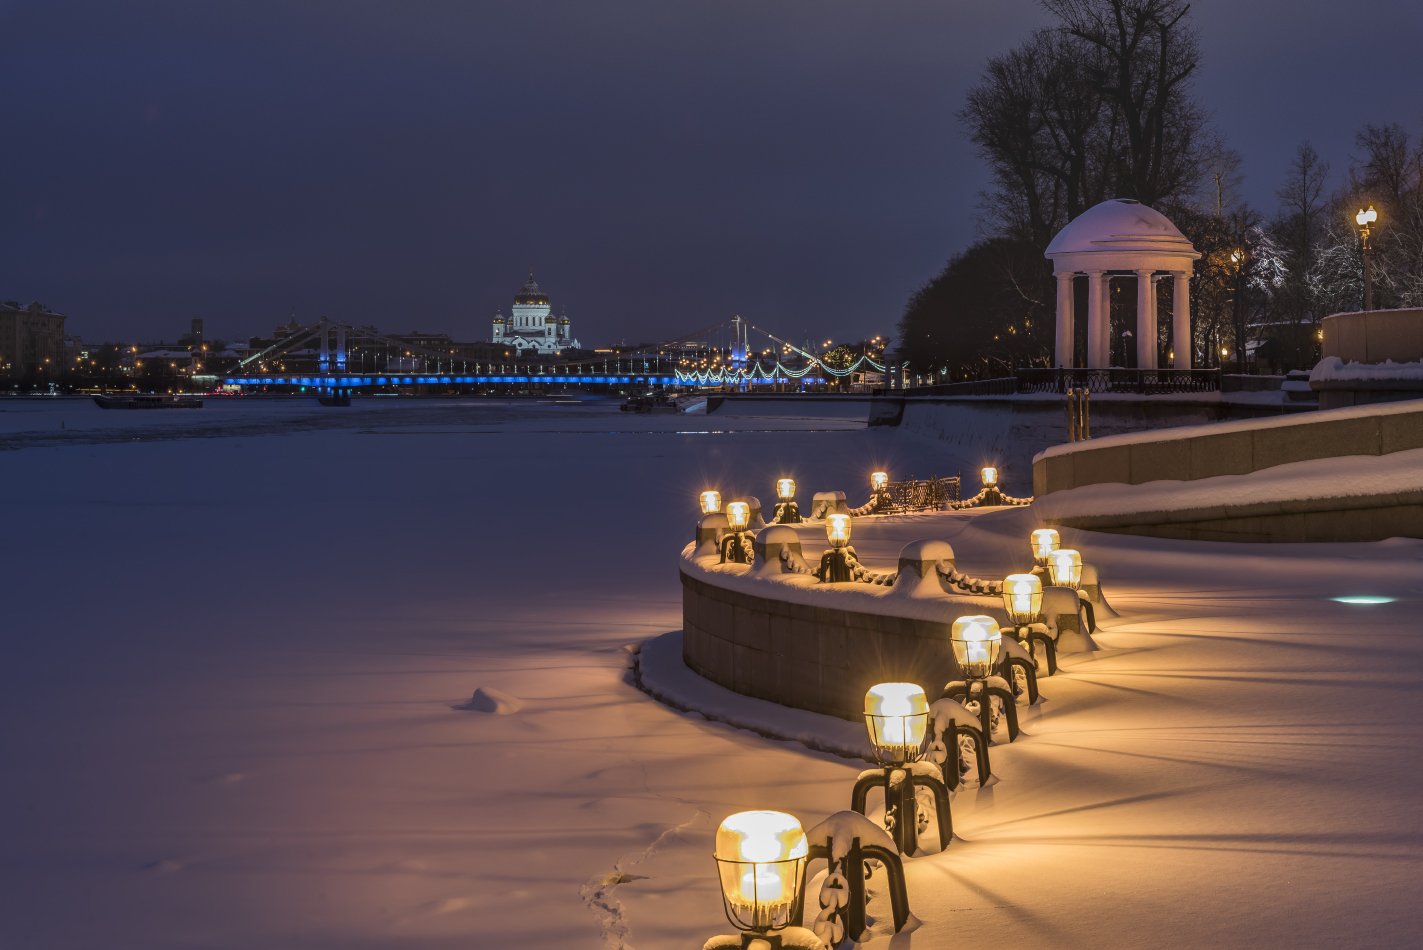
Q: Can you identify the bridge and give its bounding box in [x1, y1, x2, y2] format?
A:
[220, 316, 888, 394]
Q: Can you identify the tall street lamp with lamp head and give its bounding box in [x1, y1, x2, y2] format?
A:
[850, 683, 952, 856]
[1357, 206, 1378, 311]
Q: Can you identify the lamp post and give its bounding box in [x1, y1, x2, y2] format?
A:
[1047, 549, 1082, 589]
[942, 615, 1020, 741]
[1003, 572, 1056, 676]
[712, 811, 810, 947]
[1030, 528, 1060, 569]
[721, 502, 752, 564]
[773, 478, 801, 524]
[980, 467, 1002, 506]
[819, 513, 855, 583]
[1357, 205, 1378, 311]
[850, 684, 952, 856]
[870, 471, 891, 513]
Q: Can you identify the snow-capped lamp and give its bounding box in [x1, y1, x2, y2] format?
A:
[1030, 528, 1060, 568]
[818, 513, 855, 583]
[981, 466, 1003, 506]
[712, 811, 810, 940]
[951, 615, 1001, 679]
[1002, 572, 1058, 678]
[721, 502, 753, 564]
[1047, 548, 1083, 589]
[943, 615, 1022, 742]
[853, 683, 953, 856]
[701, 490, 722, 514]
[773, 478, 802, 524]
[870, 470, 892, 513]
[1003, 573, 1042, 626]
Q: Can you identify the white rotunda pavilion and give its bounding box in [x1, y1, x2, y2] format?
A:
[1045, 198, 1201, 369]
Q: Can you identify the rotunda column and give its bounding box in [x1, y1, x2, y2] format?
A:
[1055, 272, 1076, 368]
[1086, 270, 1107, 368]
[1135, 269, 1154, 370]
[1172, 271, 1192, 369]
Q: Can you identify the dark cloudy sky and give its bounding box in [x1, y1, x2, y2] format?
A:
[2, 0, 1420, 348]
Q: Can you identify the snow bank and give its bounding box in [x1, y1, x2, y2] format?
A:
[1034, 446, 1423, 523]
[455, 686, 524, 714]
[1310, 356, 1423, 384]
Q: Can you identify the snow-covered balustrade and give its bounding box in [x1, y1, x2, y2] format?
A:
[1032, 400, 1423, 542]
[681, 537, 1014, 721]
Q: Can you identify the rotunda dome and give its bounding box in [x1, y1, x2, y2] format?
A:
[1045, 198, 1199, 271]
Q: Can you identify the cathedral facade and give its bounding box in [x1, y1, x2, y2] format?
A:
[491, 273, 579, 354]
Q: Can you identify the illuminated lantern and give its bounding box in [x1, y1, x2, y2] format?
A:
[951, 615, 1001, 679]
[1048, 549, 1082, 589]
[981, 467, 998, 487]
[871, 471, 888, 491]
[714, 811, 809, 934]
[863, 683, 928, 765]
[1030, 528, 1059, 567]
[726, 502, 750, 531]
[1002, 573, 1043, 626]
[825, 513, 852, 548]
[701, 491, 722, 514]
[777, 478, 796, 501]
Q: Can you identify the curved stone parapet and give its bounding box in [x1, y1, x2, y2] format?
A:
[680, 542, 1009, 722]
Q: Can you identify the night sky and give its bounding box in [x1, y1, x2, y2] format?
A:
[2, 0, 1420, 348]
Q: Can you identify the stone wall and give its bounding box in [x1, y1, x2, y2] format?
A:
[680, 570, 963, 723]
[1034, 402, 1423, 496]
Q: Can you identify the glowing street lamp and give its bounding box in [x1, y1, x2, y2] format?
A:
[1357, 205, 1378, 311]
[1030, 528, 1060, 568]
[1047, 549, 1082, 589]
[863, 682, 928, 765]
[701, 490, 722, 514]
[980, 467, 1003, 506]
[950, 615, 1001, 679]
[1002, 573, 1042, 626]
[721, 502, 752, 564]
[942, 615, 1021, 742]
[819, 513, 855, 582]
[870, 471, 892, 513]
[850, 683, 951, 855]
[773, 478, 802, 524]
[713, 811, 808, 936]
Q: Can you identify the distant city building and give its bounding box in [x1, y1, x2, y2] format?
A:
[492, 273, 578, 355]
[0, 301, 68, 375]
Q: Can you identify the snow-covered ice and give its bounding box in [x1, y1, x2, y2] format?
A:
[1, 396, 1420, 948]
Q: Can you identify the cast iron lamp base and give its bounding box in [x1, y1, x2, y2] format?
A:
[818, 547, 854, 582]
[1007, 622, 1057, 676]
[720, 531, 752, 564]
[803, 838, 910, 941]
[932, 713, 993, 786]
[942, 678, 1020, 742]
[772, 501, 802, 524]
[850, 765, 951, 856]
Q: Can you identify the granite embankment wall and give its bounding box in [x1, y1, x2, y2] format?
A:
[1032, 402, 1423, 542]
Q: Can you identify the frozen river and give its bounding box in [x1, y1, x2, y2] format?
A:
[0, 397, 1418, 948]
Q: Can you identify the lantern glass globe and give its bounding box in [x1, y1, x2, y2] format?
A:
[981, 467, 998, 487]
[1030, 528, 1060, 566]
[714, 811, 808, 933]
[1048, 549, 1083, 589]
[1003, 573, 1043, 625]
[871, 471, 888, 490]
[726, 502, 750, 530]
[776, 478, 795, 500]
[701, 490, 722, 514]
[825, 514, 852, 547]
[951, 615, 1001, 679]
[863, 683, 928, 764]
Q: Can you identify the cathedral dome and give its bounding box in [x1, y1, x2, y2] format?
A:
[514, 275, 549, 306]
